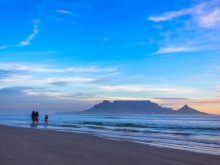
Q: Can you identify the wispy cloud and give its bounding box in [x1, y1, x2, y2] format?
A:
[100, 85, 196, 94]
[0, 46, 8, 49]
[0, 63, 118, 73]
[0, 62, 121, 86]
[148, 9, 189, 22]
[0, 87, 99, 112]
[148, 2, 220, 28]
[132, 42, 145, 47]
[0, 70, 26, 80]
[104, 37, 108, 41]
[149, 1, 220, 54]
[18, 23, 39, 46]
[0, 21, 39, 49]
[1, 76, 96, 85]
[209, 66, 220, 72]
[56, 10, 71, 14]
[153, 46, 196, 54]
[47, 15, 63, 21]
[40, 77, 95, 84]
[193, 4, 220, 28]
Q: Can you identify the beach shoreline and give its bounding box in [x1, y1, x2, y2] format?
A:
[0, 125, 220, 165]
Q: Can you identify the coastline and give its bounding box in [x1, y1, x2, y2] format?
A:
[0, 125, 220, 165]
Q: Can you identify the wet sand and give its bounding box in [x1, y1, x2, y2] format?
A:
[0, 125, 219, 165]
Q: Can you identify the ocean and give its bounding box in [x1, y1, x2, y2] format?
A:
[0, 114, 220, 156]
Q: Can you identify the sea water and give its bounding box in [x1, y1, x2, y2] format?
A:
[0, 114, 220, 155]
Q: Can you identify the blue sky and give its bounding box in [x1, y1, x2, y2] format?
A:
[0, 0, 220, 114]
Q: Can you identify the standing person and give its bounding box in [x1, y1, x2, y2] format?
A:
[45, 115, 48, 124]
[31, 111, 36, 124]
[35, 111, 39, 124]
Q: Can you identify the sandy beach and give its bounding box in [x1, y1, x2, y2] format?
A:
[0, 125, 219, 165]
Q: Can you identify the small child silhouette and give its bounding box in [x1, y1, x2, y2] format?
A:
[45, 115, 48, 124]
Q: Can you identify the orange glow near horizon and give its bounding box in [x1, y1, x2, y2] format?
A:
[193, 104, 220, 115]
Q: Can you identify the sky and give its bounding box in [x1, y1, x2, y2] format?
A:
[0, 0, 220, 114]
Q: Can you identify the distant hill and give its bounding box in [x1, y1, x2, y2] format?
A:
[175, 105, 207, 115]
[80, 100, 208, 115]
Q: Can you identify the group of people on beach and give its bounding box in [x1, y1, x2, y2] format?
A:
[31, 111, 48, 124]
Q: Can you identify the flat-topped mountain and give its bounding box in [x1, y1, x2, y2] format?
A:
[80, 100, 207, 115]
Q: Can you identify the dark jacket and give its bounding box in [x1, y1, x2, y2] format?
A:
[31, 111, 35, 119]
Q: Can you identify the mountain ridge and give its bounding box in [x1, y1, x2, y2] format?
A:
[175, 104, 206, 114]
[79, 100, 208, 115]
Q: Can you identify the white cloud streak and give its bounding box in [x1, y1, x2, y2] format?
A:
[0, 22, 39, 49]
[56, 10, 72, 14]
[100, 85, 196, 94]
[197, 8, 220, 27]
[148, 2, 220, 28]
[0, 63, 118, 73]
[148, 9, 189, 22]
[1, 76, 96, 85]
[18, 24, 39, 46]
[153, 46, 196, 54]
[34, 77, 95, 84]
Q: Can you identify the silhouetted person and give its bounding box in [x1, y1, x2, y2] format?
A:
[45, 115, 48, 124]
[35, 111, 39, 124]
[31, 111, 36, 124]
